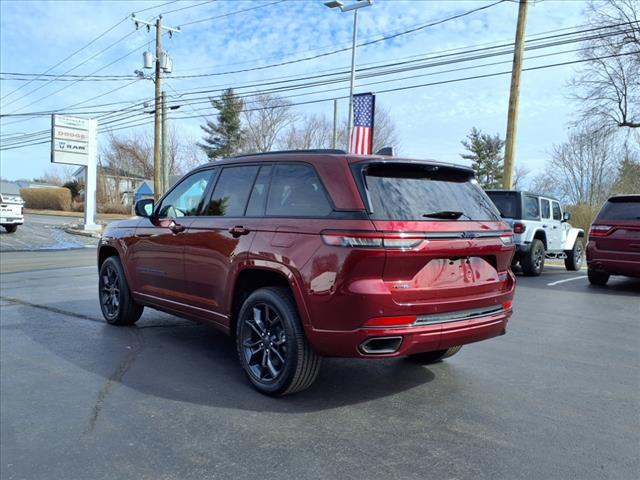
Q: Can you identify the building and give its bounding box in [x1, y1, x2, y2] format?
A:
[74, 166, 149, 207]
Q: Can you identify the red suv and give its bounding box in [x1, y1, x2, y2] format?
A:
[587, 195, 640, 285]
[98, 150, 516, 395]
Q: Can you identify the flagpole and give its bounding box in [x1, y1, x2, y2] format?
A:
[347, 8, 358, 153]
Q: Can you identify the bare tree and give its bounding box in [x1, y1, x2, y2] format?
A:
[36, 165, 75, 186]
[243, 94, 296, 153]
[541, 126, 618, 206]
[570, 0, 640, 130]
[336, 105, 400, 153]
[282, 114, 333, 150]
[512, 163, 531, 190]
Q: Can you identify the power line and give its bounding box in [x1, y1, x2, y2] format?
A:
[178, 0, 286, 26]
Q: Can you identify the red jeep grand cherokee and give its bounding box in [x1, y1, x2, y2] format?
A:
[98, 150, 515, 395]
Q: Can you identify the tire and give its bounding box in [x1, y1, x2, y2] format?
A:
[236, 287, 321, 396]
[408, 346, 462, 364]
[98, 256, 143, 326]
[588, 268, 609, 286]
[4, 225, 17, 233]
[564, 238, 584, 271]
[521, 239, 545, 276]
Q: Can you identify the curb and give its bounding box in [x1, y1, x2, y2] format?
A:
[64, 228, 102, 238]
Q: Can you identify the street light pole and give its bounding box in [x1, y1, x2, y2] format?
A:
[324, 0, 373, 153]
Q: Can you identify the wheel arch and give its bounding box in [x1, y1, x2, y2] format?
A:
[564, 228, 586, 250]
[229, 265, 310, 339]
[532, 229, 547, 249]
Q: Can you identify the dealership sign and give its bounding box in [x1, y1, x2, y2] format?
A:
[51, 114, 96, 166]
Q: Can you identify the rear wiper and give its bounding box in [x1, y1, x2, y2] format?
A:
[422, 210, 469, 220]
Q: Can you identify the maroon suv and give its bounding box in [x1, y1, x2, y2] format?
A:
[98, 150, 516, 395]
[587, 195, 640, 285]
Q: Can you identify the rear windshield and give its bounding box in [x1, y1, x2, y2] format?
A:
[597, 198, 640, 220]
[487, 191, 519, 219]
[361, 163, 501, 221]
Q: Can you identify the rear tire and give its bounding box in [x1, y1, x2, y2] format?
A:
[408, 346, 462, 364]
[521, 239, 545, 276]
[99, 256, 143, 326]
[588, 268, 609, 286]
[564, 239, 584, 271]
[4, 225, 17, 233]
[236, 287, 321, 396]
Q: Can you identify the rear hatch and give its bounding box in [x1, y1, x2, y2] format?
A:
[590, 196, 640, 254]
[353, 160, 514, 307]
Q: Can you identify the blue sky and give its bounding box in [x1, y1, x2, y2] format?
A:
[0, 0, 588, 182]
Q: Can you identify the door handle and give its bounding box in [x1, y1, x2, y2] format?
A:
[542, 224, 548, 228]
[169, 222, 186, 234]
[229, 226, 250, 237]
[552, 226, 558, 229]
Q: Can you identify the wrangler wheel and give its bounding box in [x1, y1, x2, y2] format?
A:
[521, 239, 545, 276]
[564, 239, 583, 271]
[236, 287, 321, 396]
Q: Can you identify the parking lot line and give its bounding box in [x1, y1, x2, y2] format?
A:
[546, 275, 587, 286]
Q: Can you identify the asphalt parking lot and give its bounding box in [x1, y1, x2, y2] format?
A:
[0, 214, 97, 252]
[1, 247, 639, 480]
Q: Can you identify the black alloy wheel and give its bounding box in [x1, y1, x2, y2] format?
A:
[236, 287, 321, 396]
[240, 302, 288, 382]
[98, 256, 143, 326]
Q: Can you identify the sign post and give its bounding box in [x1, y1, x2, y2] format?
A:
[51, 114, 99, 231]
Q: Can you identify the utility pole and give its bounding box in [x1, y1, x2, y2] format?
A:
[161, 91, 168, 192]
[503, 0, 528, 189]
[332, 99, 338, 149]
[131, 14, 179, 199]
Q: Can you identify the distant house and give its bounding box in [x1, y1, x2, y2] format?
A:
[134, 180, 154, 205]
[15, 180, 59, 189]
[74, 165, 149, 206]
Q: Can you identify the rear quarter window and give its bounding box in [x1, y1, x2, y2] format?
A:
[266, 164, 332, 217]
[523, 195, 540, 220]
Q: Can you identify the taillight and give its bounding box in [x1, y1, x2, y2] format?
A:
[513, 223, 525, 234]
[589, 225, 612, 236]
[499, 233, 514, 245]
[321, 231, 422, 250]
[502, 300, 513, 310]
[21, 206, 24, 215]
[364, 315, 417, 327]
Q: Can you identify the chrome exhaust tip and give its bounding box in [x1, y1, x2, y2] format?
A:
[359, 336, 403, 355]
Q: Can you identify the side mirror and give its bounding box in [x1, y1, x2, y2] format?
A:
[562, 211, 571, 222]
[135, 198, 155, 218]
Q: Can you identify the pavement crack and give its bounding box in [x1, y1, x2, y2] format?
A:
[85, 329, 144, 434]
[0, 295, 103, 323]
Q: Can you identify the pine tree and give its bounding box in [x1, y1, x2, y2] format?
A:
[460, 127, 505, 188]
[198, 88, 244, 159]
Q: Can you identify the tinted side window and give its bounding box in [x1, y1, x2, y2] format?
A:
[541, 199, 551, 219]
[246, 166, 272, 217]
[523, 195, 539, 220]
[157, 170, 212, 218]
[267, 164, 332, 217]
[206, 166, 259, 217]
[552, 201, 562, 220]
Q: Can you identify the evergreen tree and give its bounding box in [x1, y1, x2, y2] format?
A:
[199, 88, 244, 159]
[460, 127, 505, 188]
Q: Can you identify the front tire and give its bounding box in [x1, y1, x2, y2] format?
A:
[236, 287, 321, 396]
[4, 225, 17, 233]
[408, 346, 462, 364]
[99, 256, 143, 325]
[564, 239, 584, 271]
[588, 268, 609, 286]
[521, 239, 545, 276]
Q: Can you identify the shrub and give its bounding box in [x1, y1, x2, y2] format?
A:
[20, 187, 71, 211]
[97, 202, 132, 215]
[564, 203, 599, 234]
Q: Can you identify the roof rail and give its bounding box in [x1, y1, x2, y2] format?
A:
[231, 149, 347, 158]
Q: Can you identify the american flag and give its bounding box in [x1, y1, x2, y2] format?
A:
[351, 93, 375, 155]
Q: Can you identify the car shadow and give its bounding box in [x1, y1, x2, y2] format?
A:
[14, 301, 435, 413]
[585, 276, 640, 294]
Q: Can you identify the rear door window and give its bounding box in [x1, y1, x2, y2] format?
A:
[245, 166, 273, 217]
[541, 199, 551, 219]
[361, 163, 500, 221]
[205, 166, 259, 217]
[597, 198, 640, 220]
[523, 195, 540, 220]
[266, 164, 332, 217]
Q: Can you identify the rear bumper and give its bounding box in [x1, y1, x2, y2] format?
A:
[0, 217, 23, 225]
[306, 308, 511, 358]
[586, 241, 640, 277]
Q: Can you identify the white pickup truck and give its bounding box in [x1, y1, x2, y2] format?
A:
[486, 190, 585, 276]
[0, 193, 24, 233]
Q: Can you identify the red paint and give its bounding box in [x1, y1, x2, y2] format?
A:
[99, 152, 516, 358]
